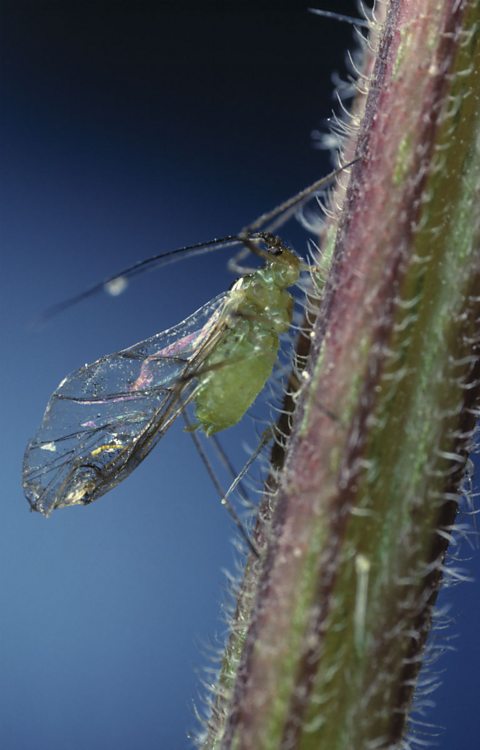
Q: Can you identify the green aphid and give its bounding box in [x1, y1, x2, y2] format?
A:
[195, 240, 300, 435]
[22, 161, 355, 517]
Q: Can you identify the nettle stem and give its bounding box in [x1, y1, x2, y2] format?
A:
[199, 2, 480, 748]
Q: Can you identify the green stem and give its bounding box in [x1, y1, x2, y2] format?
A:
[199, 2, 480, 748]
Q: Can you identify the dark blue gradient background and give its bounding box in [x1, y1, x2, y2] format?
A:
[1, 2, 479, 748]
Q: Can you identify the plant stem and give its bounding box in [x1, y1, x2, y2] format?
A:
[199, 2, 480, 748]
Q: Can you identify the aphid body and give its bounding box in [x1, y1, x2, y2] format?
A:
[23, 235, 300, 515]
[23, 159, 356, 517]
[195, 238, 300, 434]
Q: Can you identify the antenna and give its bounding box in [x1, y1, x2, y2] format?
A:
[243, 157, 358, 235]
[37, 157, 359, 323]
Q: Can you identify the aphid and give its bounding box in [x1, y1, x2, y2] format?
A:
[23, 160, 356, 518]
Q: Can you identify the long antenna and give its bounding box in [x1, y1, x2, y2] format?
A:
[243, 157, 358, 235]
[38, 157, 359, 323]
[38, 235, 242, 322]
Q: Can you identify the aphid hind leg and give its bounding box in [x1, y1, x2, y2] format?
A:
[210, 433, 255, 511]
[182, 409, 260, 558]
[220, 428, 273, 511]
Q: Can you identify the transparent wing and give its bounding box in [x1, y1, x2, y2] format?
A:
[23, 293, 228, 516]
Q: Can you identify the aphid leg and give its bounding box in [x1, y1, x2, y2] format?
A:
[220, 428, 274, 514]
[209, 433, 255, 510]
[227, 245, 257, 275]
[182, 410, 260, 558]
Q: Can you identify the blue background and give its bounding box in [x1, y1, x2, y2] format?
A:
[1, 2, 479, 748]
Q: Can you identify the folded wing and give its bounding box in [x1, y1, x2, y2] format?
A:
[23, 293, 227, 515]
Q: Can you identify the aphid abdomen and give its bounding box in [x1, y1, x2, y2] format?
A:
[194, 323, 279, 435]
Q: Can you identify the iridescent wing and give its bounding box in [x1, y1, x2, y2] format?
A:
[23, 293, 228, 516]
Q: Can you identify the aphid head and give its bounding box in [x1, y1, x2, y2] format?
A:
[259, 233, 301, 289]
